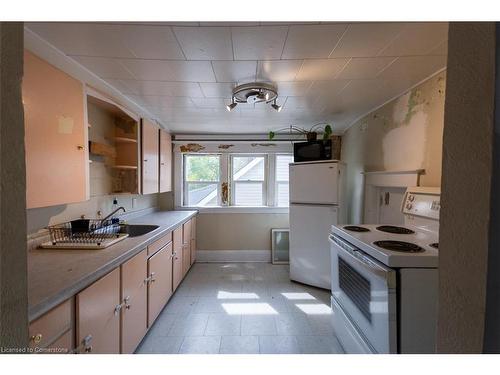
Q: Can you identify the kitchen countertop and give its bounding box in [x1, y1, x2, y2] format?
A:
[28, 210, 197, 322]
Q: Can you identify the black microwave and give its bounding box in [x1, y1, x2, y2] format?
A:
[293, 140, 332, 162]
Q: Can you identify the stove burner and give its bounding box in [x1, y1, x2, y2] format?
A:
[343, 226, 370, 232]
[376, 225, 415, 235]
[373, 240, 424, 253]
[430, 243, 439, 249]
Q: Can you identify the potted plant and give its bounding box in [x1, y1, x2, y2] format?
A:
[268, 123, 333, 141]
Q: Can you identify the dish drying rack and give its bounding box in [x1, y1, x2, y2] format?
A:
[40, 219, 129, 250]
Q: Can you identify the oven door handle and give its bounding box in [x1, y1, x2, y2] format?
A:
[329, 235, 396, 287]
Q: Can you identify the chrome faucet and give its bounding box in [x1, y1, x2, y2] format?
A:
[102, 206, 126, 222]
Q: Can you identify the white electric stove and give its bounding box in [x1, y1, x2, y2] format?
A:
[329, 187, 440, 354]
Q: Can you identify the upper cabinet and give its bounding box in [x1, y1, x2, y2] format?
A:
[159, 130, 172, 193]
[23, 51, 89, 208]
[141, 119, 159, 195]
[87, 89, 141, 196]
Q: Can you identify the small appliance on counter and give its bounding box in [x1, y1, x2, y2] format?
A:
[329, 187, 440, 354]
[289, 160, 346, 289]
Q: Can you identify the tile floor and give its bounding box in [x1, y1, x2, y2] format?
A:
[136, 262, 344, 354]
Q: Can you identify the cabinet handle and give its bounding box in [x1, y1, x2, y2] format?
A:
[30, 333, 43, 344]
[77, 145, 84, 150]
[70, 334, 93, 354]
[144, 159, 148, 162]
[124, 296, 131, 310]
[144, 272, 156, 284]
[114, 303, 123, 315]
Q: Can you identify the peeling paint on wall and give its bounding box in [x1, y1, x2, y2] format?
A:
[341, 71, 447, 224]
[218, 144, 234, 149]
[251, 143, 277, 147]
[180, 143, 205, 153]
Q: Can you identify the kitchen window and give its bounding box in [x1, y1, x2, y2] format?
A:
[181, 153, 292, 209]
[230, 155, 267, 206]
[183, 154, 221, 207]
[275, 154, 294, 207]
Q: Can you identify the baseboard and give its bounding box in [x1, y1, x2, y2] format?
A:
[196, 250, 271, 263]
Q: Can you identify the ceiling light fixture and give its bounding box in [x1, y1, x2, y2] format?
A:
[271, 99, 282, 112]
[228, 82, 280, 111]
[226, 98, 237, 112]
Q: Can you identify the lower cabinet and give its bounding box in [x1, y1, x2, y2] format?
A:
[45, 215, 196, 354]
[121, 249, 148, 354]
[190, 217, 197, 265]
[76, 267, 121, 354]
[182, 219, 192, 276]
[173, 226, 184, 290]
[147, 242, 173, 327]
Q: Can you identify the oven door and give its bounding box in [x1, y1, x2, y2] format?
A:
[329, 234, 397, 353]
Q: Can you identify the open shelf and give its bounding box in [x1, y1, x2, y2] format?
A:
[112, 165, 138, 170]
[114, 136, 137, 144]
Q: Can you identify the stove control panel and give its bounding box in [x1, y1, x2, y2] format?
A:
[402, 188, 440, 220]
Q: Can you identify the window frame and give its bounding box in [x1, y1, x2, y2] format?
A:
[179, 151, 293, 212]
[274, 154, 294, 207]
[182, 153, 222, 207]
[229, 153, 268, 207]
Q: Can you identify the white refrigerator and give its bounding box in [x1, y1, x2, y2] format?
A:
[289, 160, 345, 289]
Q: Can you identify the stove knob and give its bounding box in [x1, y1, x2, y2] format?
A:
[408, 195, 415, 202]
[406, 203, 413, 210]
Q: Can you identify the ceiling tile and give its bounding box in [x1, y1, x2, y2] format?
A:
[212, 61, 257, 83]
[72, 56, 136, 79]
[27, 22, 134, 58]
[281, 24, 348, 59]
[191, 97, 228, 109]
[337, 57, 396, 79]
[231, 26, 288, 60]
[118, 25, 185, 60]
[378, 22, 449, 57]
[119, 59, 216, 82]
[295, 58, 350, 81]
[115, 80, 204, 97]
[127, 95, 194, 109]
[199, 82, 236, 98]
[307, 80, 351, 98]
[377, 55, 447, 81]
[173, 27, 233, 60]
[275, 81, 313, 96]
[257, 60, 304, 82]
[330, 22, 405, 58]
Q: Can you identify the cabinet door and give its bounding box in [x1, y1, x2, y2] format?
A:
[190, 216, 197, 265]
[121, 249, 147, 354]
[172, 227, 183, 291]
[76, 268, 120, 354]
[148, 242, 173, 326]
[182, 220, 192, 275]
[159, 130, 172, 192]
[23, 51, 88, 208]
[141, 118, 159, 194]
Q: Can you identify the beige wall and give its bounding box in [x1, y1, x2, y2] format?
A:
[437, 22, 496, 353]
[0, 22, 28, 349]
[197, 213, 289, 250]
[341, 71, 447, 223]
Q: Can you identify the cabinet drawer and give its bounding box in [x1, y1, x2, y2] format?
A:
[29, 298, 72, 349]
[148, 231, 172, 256]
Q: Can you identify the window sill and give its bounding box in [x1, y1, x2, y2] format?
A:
[175, 206, 289, 214]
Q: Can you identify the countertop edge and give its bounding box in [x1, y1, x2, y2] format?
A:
[28, 210, 197, 322]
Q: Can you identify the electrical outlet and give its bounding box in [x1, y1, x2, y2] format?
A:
[132, 198, 137, 209]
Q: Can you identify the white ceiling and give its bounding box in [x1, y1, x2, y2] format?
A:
[26, 22, 448, 134]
